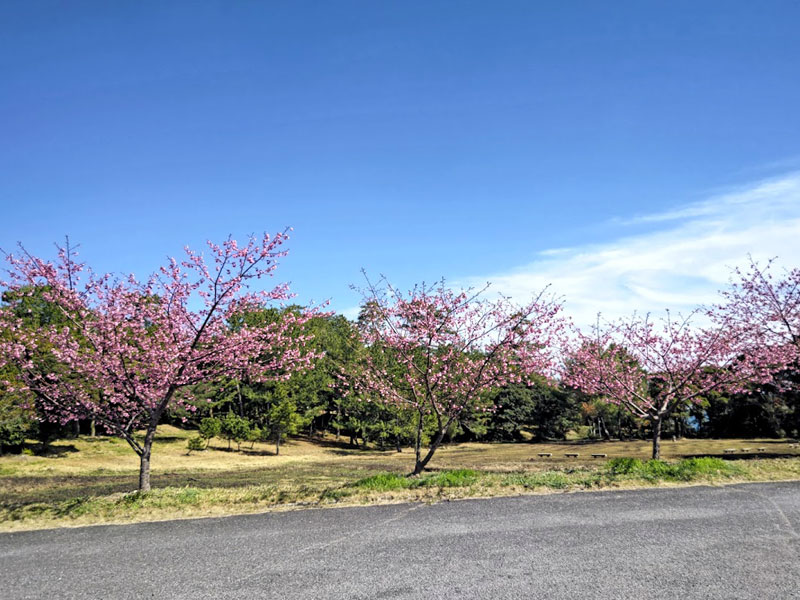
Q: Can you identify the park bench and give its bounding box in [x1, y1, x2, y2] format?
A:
[564, 453, 579, 458]
[723, 449, 736, 454]
[757, 447, 766, 452]
[591, 453, 607, 458]
[741, 448, 752, 452]
[537, 452, 552, 457]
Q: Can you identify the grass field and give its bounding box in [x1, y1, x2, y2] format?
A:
[1, 426, 799, 531]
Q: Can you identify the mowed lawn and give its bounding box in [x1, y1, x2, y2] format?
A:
[1, 426, 799, 531]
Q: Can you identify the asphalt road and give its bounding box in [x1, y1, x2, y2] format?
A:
[1, 482, 799, 599]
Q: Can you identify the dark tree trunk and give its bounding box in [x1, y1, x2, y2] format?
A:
[673, 417, 683, 440]
[139, 452, 151, 492]
[651, 416, 663, 460]
[275, 432, 281, 455]
[599, 416, 610, 440]
[413, 410, 424, 469]
[412, 428, 446, 476]
[236, 380, 244, 417]
[137, 424, 158, 492]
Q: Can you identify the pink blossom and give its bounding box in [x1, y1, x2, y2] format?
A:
[0, 233, 320, 491]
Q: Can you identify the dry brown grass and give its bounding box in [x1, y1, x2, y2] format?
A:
[1, 426, 798, 532]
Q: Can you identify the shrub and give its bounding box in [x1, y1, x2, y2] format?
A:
[0, 415, 31, 454]
[198, 417, 222, 447]
[353, 469, 481, 492]
[353, 473, 411, 491]
[604, 457, 740, 482]
[417, 469, 479, 488]
[247, 426, 262, 449]
[221, 413, 251, 451]
[639, 460, 679, 480]
[606, 457, 643, 475]
[186, 436, 205, 453]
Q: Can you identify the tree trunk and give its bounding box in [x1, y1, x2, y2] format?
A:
[651, 416, 663, 460]
[139, 452, 151, 492]
[413, 410, 423, 469]
[236, 380, 244, 416]
[275, 432, 281, 455]
[412, 428, 446, 476]
[138, 425, 158, 492]
[90, 419, 96, 438]
[599, 416, 610, 440]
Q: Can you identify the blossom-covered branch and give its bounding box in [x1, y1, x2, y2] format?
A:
[348, 274, 565, 475]
[0, 233, 320, 491]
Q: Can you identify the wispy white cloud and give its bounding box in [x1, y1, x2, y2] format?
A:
[461, 172, 800, 327]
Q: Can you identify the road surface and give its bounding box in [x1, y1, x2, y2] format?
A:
[1, 482, 799, 599]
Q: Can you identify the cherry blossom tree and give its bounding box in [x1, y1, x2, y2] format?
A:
[349, 275, 565, 475]
[714, 258, 800, 379]
[566, 311, 774, 459]
[0, 233, 318, 491]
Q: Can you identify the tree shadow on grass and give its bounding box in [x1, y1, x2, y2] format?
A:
[327, 448, 374, 456]
[30, 443, 79, 457]
[240, 448, 277, 457]
[685, 452, 799, 461]
[0, 460, 356, 508]
[146, 435, 188, 443]
[307, 438, 363, 451]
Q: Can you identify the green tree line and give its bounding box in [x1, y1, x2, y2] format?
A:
[2, 294, 798, 455]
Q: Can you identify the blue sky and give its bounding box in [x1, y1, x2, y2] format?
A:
[2, 1, 799, 323]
